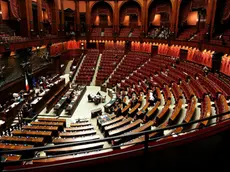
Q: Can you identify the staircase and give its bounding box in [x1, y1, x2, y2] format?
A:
[91, 54, 102, 86]
[72, 55, 87, 83]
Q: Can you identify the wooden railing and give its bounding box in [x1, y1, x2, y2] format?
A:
[0, 36, 69, 53]
[0, 35, 229, 55]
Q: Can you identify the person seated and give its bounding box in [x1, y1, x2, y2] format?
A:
[96, 91, 101, 96]
[88, 94, 93, 102]
[115, 104, 122, 116]
[130, 95, 138, 108]
[66, 96, 72, 104]
[148, 89, 157, 106]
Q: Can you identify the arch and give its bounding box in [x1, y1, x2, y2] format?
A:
[147, 0, 172, 10]
[119, 0, 142, 27]
[90, 1, 114, 27]
[119, 0, 143, 12]
[90, 1, 114, 14]
[147, 0, 172, 28]
[178, 0, 192, 25]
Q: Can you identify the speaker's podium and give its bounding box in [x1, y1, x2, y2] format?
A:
[91, 108, 102, 118]
[212, 52, 224, 73]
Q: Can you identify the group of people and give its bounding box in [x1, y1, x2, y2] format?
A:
[88, 92, 106, 105]
[114, 86, 157, 118]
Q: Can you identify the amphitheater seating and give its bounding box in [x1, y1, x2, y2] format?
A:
[104, 28, 113, 37]
[1, 51, 230, 167]
[119, 28, 131, 37]
[215, 94, 229, 122]
[189, 78, 207, 100]
[91, 28, 102, 37]
[192, 30, 206, 42]
[169, 98, 183, 124]
[149, 28, 161, 38]
[198, 95, 212, 127]
[75, 50, 99, 85]
[108, 52, 150, 87]
[184, 96, 197, 123]
[96, 50, 124, 85]
[108, 119, 143, 137]
[0, 136, 45, 146]
[131, 28, 141, 38]
[177, 27, 196, 40]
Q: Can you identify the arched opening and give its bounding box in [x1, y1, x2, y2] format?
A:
[64, 8, 74, 33]
[147, 0, 172, 39]
[119, 1, 142, 37]
[212, 0, 230, 46]
[91, 1, 113, 28]
[119, 1, 141, 28]
[177, 0, 208, 41]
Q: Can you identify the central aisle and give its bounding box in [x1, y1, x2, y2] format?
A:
[71, 86, 110, 119]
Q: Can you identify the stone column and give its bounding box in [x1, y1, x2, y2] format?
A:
[114, 0, 119, 34]
[37, 0, 43, 36]
[51, 0, 60, 35]
[206, 0, 217, 37]
[0, 0, 2, 24]
[86, 0, 90, 33]
[18, 0, 32, 37]
[61, 0, 65, 32]
[75, 0, 80, 33]
[143, 0, 148, 35]
[170, 0, 177, 34]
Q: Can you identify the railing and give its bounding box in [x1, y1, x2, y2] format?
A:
[89, 36, 230, 54]
[0, 36, 69, 53]
[0, 111, 230, 171]
[0, 35, 229, 55]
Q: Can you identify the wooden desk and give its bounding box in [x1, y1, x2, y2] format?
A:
[37, 118, 66, 127]
[114, 120, 154, 145]
[59, 130, 96, 137]
[12, 130, 52, 142]
[45, 142, 104, 155]
[122, 103, 131, 115]
[97, 114, 116, 127]
[70, 122, 92, 127]
[109, 119, 142, 136]
[101, 116, 124, 128]
[184, 97, 197, 123]
[120, 136, 145, 149]
[146, 101, 160, 119]
[170, 98, 183, 122]
[0, 136, 44, 146]
[52, 135, 100, 144]
[104, 117, 132, 134]
[200, 95, 212, 127]
[155, 99, 171, 125]
[66, 95, 80, 116]
[0, 143, 33, 150]
[64, 126, 94, 132]
[91, 108, 102, 118]
[2, 154, 21, 162]
[45, 81, 69, 113]
[31, 121, 64, 128]
[22, 125, 58, 132]
[120, 121, 167, 149]
[137, 102, 150, 116]
[128, 103, 140, 117]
